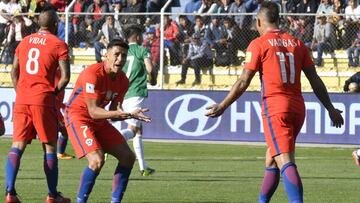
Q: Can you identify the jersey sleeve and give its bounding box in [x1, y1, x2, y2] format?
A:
[57, 41, 69, 61]
[299, 41, 314, 69]
[80, 70, 101, 100]
[141, 46, 151, 59]
[244, 40, 261, 71]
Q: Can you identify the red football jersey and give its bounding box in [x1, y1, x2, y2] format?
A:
[244, 30, 314, 116]
[15, 30, 68, 106]
[65, 62, 129, 122]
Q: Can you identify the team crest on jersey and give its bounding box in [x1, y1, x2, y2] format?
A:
[245, 52, 252, 63]
[85, 138, 93, 146]
[86, 83, 95, 93]
[106, 90, 113, 100]
[112, 93, 119, 100]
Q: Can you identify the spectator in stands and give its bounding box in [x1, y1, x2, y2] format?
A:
[297, 16, 314, 47]
[198, 0, 218, 24]
[78, 15, 98, 47]
[296, 0, 318, 15]
[194, 15, 206, 38]
[343, 0, 359, 48]
[178, 15, 194, 59]
[347, 28, 360, 67]
[57, 14, 73, 42]
[229, 0, 246, 29]
[164, 15, 181, 66]
[110, 0, 125, 22]
[35, 0, 54, 13]
[205, 16, 230, 66]
[51, 0, 68, 11]
[0, 0, 12, 44]
[343, 71, 360, 92]
[145, 0, 162, 24]
[143, 27, 160, 85]
[223, 17, 241, 64]
[316, 0, 333, 15]
[330, 0, 345, 49]
[184, 0, 202, 23]
[70, 0, 89, 34]
[311, 13, 336, 67]
[94, 15, 124, 62]
[217, 0, 231, 13]
[198, 0, 218, 13]
[178, 15, 194, 44]
[283, 0, 300, 13]
[9, 0, 20, 15]
[85, 0, 109, 34]
[121, 0, 146, 30]
[3, 11, 33, 64]
[176, 32, 213, 86]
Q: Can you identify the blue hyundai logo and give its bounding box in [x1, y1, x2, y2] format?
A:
[165, 94, 221, 136]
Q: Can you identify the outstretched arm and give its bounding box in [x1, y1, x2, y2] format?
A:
[205, 68, 256, 118]
[303, 66, 344, 127]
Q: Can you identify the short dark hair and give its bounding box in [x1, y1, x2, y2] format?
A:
[195, 15, 203, 21]
[107, 39, 129, 50]
[258, 1, 280, 24]
[125, 25, 143, 40]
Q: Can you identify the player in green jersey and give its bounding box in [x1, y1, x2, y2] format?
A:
[121, 26, 155, 176]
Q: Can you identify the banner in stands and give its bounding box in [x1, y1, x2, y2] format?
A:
[1, 88, 360, 145]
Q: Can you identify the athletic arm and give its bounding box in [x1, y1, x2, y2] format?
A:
[55, 60, 70, 95]
[205, 68, 256, 117]
[85, 97, 130, 120]
[144, 57, 153, 74]
[303, 66, 344, 127]
[11, 55, 19, 90]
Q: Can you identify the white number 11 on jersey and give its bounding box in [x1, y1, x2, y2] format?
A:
[276, 52, 295, 84]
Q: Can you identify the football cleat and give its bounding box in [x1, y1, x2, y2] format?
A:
[141, 167, 155, 176]
[57, 153, 74, 160]
[5, 191, 21, 203]
[46, 192, 71, 203]
[352, 151, 360, 166]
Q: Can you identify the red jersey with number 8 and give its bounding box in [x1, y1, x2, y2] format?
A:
[244, 30, 314, 116]
[15, 30, 68, 106]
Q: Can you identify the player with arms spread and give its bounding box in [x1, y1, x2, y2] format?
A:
[6, 10, 71, 203]
[206, 2, 344, 203]
[64, 39, 151, 203]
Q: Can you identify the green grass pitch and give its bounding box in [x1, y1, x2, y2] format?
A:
[0, 138, 359, 202]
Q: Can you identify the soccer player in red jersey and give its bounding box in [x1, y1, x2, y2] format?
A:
[0, 113, 5, 136]
[206, 2, 344, 203]
[64, 39, 151, 203]
[7, 10, 71, 203]
[55, 69, 74, 160]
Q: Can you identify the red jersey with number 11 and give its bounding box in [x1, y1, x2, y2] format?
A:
[15, 30, 68, 107]
[244, 30, 314, 116]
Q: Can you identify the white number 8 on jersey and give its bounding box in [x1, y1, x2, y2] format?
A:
[26, 48, 40, 75]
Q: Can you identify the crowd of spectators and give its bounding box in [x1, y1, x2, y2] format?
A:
[2, 0, 360, 78]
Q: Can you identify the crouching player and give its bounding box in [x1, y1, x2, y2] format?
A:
[64, 39, 151, 203]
